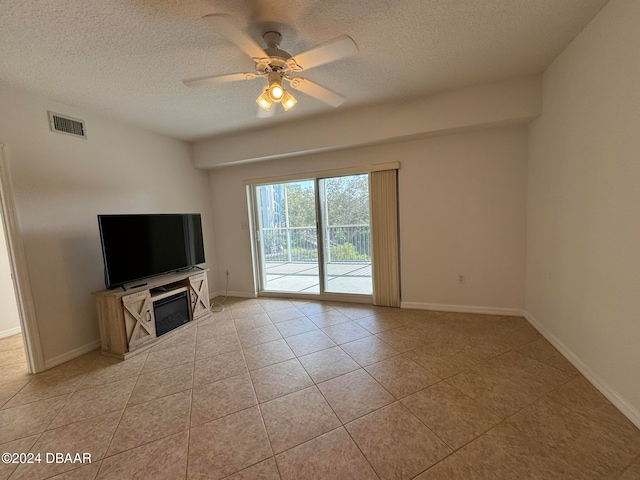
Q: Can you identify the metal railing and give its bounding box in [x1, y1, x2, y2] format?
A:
[262, 227, 318, 263]
[261, 225, 370, 263]
[326, 225, 371, 263]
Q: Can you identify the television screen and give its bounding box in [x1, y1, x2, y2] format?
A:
[98, 214, 205, 289]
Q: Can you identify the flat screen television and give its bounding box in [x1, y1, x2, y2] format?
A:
[98, 213, 205, 289]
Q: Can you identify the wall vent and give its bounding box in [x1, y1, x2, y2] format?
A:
[48, 111, 87, 139]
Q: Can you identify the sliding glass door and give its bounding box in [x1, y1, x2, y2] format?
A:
[255, 180, 320, 293]
[253, 174, 372, 296]
[319, 175, 372, 294]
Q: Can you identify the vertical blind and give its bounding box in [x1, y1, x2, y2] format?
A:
[369, 169, 400, 307]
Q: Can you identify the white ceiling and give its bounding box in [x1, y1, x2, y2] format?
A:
[0, 0, 608, 141]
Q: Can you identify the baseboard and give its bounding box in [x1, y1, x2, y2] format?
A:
[0, 326, 21, 339]
[401, 301, 525, 317]
[210, 290, 256, 300]
[44, 340, 101, 370]
[524, 312, 640, 430]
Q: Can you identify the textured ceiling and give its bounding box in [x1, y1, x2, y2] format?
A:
[0, 0, 608, 141]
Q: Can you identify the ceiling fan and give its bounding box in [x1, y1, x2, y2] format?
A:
[182, 15, 358, 116]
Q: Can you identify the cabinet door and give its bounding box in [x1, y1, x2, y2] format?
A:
[122, 291, 156, 350]
[188, 273, 210, 320]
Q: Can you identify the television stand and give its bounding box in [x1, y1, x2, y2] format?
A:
[92, 269, 211, 359]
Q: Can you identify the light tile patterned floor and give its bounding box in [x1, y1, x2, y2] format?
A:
[1, 298, 639, 479]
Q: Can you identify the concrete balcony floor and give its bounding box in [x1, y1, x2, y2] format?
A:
[263, 261, 372, 295]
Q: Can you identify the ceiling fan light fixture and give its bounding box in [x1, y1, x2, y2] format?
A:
[256, 91, 272, 111]
[267, 72, 284, 101]
[281, 91, 297, 111]
[268, 82, 283, 101]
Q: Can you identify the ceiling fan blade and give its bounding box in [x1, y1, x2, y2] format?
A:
[203, 14, 267, 59]
[257, 105, 276, 118]
[182, 72, 258, 88]
[288, 35, 358, 71]
[288, 77, 345, 108]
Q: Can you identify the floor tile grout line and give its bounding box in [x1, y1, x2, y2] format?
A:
[1, 424, 49, 477]
[217, 457, 281, 480]
[620, 452, 640, 477]
[468, 348, 579, 395]
[441, 374, 549, 421]
[517, 368, 604, 424]
[92, 351, 194, 459]
[281, 334, 337, 359]
[184, 352, 196, 480]
[99, 357, 145, 465]
[449, 402, 570, 476]
[0, 357, 108, 451]
[341, 423, 383, 479]
[38, 371, 90, 434]
[231, 310, 284, 478]
[399, 383, 492, 455]
[189, 376, 258, 429]
[386, 362, 569, 479]
[266, 424, 373, 476]
[236, 304, 342, 462]
[43, 380, 137, 432]
[96, 354, 199, 462]
[0, 378, 35, 411]
[138, 358, 196, 379]
[99, 427, 192, 466]
[314, 371, 382, 426]
[39, 459, 98, 480]
[3, 365, 90, 411]
[245, 352, 297, 373]
[338, 340, 404, 370]
[436, 366, 584, 457]
[514, 339, 581, 375]
[295, 341, 405, 429]
[190, 404, 260, 434]
[255, 402, 277, 458]
[409, 452, 483, 480]
[343, 396, 458, 468]
[0, 430, 41, 450]
[352, 328, 581, 461]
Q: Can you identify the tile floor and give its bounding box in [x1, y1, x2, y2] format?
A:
[1, 298, 639, 479]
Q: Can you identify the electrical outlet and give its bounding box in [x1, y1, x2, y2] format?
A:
[458, 274, 465, 285]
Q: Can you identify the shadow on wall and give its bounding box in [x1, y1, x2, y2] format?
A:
[22, 231, 104, 359]
[0, 217, 20, 336]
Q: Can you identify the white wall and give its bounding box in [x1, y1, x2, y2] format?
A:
[400, 127, 527, 312]
[194, 76, 541, 167]
[527, 0, 640, 422]
[0, 219, 20, 337]
[209, 125, 527, 313]
[0, 81, 217, 367]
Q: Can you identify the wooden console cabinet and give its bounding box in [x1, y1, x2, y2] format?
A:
[92, 269, 210, 359]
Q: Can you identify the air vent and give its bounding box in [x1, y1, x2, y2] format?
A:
[48, 111, 87, 139]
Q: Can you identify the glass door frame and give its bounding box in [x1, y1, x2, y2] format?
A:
[315, 178, 327, 295]
[249, 176, 372, 302]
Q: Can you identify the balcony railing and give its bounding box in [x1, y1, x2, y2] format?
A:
[261, 225, 371, 263]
